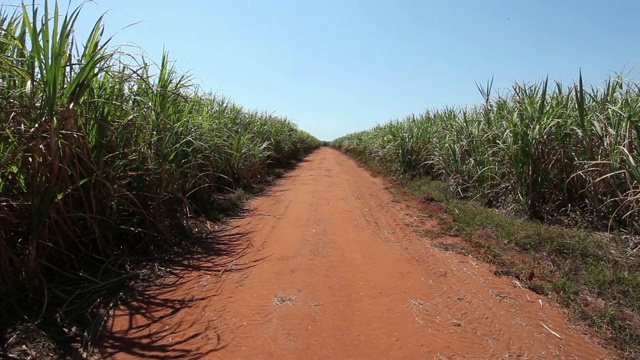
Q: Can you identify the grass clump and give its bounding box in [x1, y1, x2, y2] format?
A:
[333, 75, 640, 235]
[0, 1, 320, 357]
[443, 182, 640, 358]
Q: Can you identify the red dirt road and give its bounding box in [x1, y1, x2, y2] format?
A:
[101, 147, 610, 359]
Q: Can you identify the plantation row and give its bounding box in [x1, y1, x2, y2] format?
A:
[0, 1, 319, 340]
[333, 75, 640, 235]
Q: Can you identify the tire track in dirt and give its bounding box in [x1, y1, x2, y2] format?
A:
[101, 147, 610, 359]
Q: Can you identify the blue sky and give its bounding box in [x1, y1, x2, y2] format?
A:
[4, 1, 640, 140]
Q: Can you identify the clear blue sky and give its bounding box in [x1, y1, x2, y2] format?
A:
[4, 1, 640, 140]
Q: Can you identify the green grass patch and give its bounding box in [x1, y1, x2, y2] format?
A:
[403, 177, 640, 359]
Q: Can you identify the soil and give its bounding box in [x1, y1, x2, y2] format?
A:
[100, 147, 610, 359]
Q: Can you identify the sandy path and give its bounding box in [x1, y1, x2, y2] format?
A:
[100, 147, 610, 359]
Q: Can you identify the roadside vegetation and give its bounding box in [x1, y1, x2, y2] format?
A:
[333, 75, 640, 357]
[0, 1, 320, 357]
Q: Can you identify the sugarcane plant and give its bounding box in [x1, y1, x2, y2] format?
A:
[0, 0, 320, 350]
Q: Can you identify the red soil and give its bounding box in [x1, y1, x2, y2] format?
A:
[100, 147, 610, 359]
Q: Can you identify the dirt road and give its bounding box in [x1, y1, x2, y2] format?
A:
[101, 147, 609, 359]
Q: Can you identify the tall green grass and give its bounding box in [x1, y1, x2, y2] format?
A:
[333, 75, 640, 357]
[0, 0, 319, 352]
[334, 74, 640, 234]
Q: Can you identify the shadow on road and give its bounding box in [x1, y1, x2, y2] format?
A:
[99, 221, 266, 359]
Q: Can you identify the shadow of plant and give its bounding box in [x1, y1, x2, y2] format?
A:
[97, 222, 266, 359]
